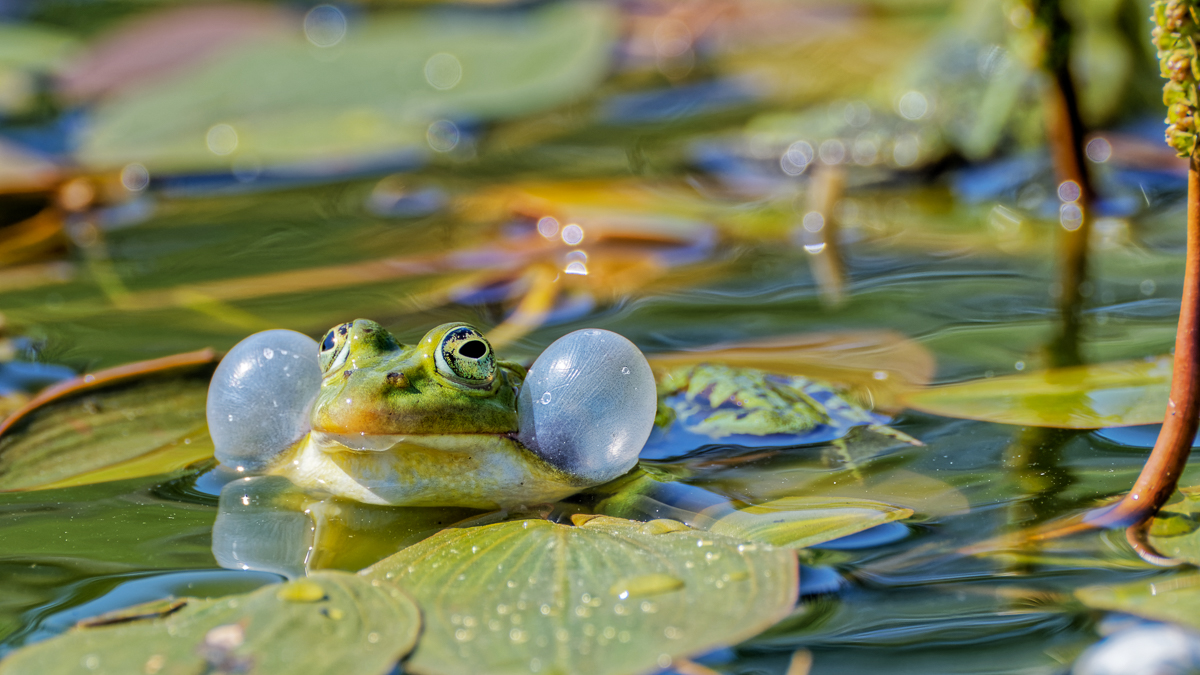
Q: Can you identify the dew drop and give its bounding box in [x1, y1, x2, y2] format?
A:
[540, 391, 552, 404]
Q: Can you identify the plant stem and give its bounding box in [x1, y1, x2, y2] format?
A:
[1096, 160, 1200, 529]
[1044, 57, 1094, 369]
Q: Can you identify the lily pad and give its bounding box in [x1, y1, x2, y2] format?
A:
[709, 496, 914, 549]
[1076, 572, 1200, 633]
[362, 515, 797, 675]
[0, 350, 217, 491]
[902, 356, 1172, 429]
[0, 572, 420, 675]
[1147, 489, 1200, 566]
[80, 2, 617, 172]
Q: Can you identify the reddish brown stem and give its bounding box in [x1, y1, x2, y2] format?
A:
[1094, 161, 1200, 529]
[1044, 56, 1094, 369]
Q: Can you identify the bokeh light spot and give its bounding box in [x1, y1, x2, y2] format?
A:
[425, 53, 463, 90]
[305, 5, 347, 48]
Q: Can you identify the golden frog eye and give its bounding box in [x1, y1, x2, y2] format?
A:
[318, 322, 352, 376]
[435, 326, 494, 385]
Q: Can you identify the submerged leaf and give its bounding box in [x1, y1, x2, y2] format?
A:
[362, 515, 797, 675]
[0, 572, 420, 675]
[1076, 572, 1200, 633]
[903, 356, 1172, 429]
[1148, 489, 1200, 566]
[0, 350, 217, 491]
[709, 496, 913, 549]
[648, 330, 934, 413]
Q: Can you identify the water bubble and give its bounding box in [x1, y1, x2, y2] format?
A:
[120, 163, 150, 191]
[425, 52, 463, 90]
[818, 139, 846, 165]
[562, 224, 584, 245]
[802, 212, 825, 233]
[1060, 203, 1084, 231]
[1086, 137, 1113, 163]
[263, 348, 274, 359]
[1057, 180, 1081, 203]
[206, 124, 238, 156]
[621, 367, 630, 374]
[427, 120, 460, 152]
[540, 392, 552, 404]
[897, 91, 928, 120]
[537, 216, 560, 238]
[304, 5, 346, 47]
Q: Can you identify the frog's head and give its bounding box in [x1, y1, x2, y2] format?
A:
[310, 320, 521, 436]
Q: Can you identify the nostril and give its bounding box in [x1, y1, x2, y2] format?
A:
[385, 371, 408, 387]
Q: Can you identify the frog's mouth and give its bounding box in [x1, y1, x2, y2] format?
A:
[310, 429, 516, 453]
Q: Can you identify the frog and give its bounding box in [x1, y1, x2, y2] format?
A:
[207, 320, 657, 510]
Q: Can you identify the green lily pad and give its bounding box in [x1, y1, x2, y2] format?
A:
[708, 496, 914, 549]
[902, 356, 1172, 429]
[1076, 571, 1200, 632]
[80, 2, 616, 172]
[362, 515, 797, 675]
[0, 572, 420, 675]
[0, 352, 217, 491]
[1147, 489, 1200, 565]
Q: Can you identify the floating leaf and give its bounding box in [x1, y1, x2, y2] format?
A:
[709, 496, 913, 549]
[362, 515, 797, 675]
[0, 572, 420, 675]
[0, 350, 217, 491]
[80, 2, 617, 172]
[1147, 489, 1200, 566]
[1076, 572, 1200, 633]
[57, 4, 293, 101]
[902, 357, 1172, 429]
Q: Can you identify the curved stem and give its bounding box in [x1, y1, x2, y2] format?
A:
[1091, 160, 1200, 529]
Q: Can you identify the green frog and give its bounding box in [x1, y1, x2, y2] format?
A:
[208, 320, 657, 509]
[207, 320, 915, 510]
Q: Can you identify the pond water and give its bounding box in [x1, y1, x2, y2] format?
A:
[0, 1, 1197, 674]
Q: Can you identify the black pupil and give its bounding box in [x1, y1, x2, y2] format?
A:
[321, 332, 336, 351]
[459, 339, 486, 359]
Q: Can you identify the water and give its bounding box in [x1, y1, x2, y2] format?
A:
[0, 1, 1194, 672]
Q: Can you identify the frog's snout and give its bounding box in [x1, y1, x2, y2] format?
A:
[516, 329, 656, 485]
[207, 330, 322, 473]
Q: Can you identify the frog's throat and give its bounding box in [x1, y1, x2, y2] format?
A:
[270, 431, 589, 509]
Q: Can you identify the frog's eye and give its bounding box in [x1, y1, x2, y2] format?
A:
[319, 322, 351, 376]
[435, 326, 495, 385]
